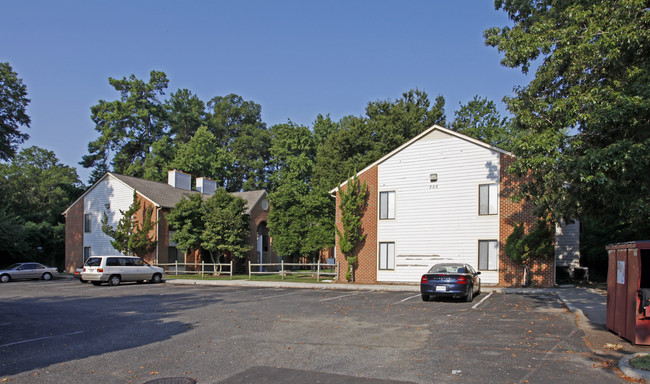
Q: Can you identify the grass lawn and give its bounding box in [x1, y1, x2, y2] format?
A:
[630, 354, 650, 371]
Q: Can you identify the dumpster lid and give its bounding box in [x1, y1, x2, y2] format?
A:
[606, 240, 650, 250]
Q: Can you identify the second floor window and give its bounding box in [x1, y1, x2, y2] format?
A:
[84, 213, 92, 232]
[479, 184, 498, 215]
[379, 191, 395, 220]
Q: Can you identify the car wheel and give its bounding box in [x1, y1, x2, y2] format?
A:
[476, 283, 481, 296]
[0, 274, 10, 283]
[150, 273, 162, 284]
[465, 286, 474, 302]
[421, 294, 430, 302]
[91, 281, 102, 286]
[42, 272, 52, 281]
[108, 275, 121, 286]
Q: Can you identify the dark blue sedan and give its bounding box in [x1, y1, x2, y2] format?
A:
[420, 263, 481, 302]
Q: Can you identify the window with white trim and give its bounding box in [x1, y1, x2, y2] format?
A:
[379, 242, 395, 270]
[379, 191, 395, 220]
[479, 184, 498, 215]
[478, 240, 498, 271]
[84, 213, 92, 232]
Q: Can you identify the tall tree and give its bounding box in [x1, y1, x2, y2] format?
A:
[267, 122, 317, 259]
[101, 191, 157, 256]
[165, 88, 206, 144]
[206, 94, 270, 191]
[170, 126, 236, 189]
[450, 95, 512, 150]
[485, 0, 650, 272]
[82, 71, 169, 182]
[142, 135, 177, 182]
[0, 62, 30, 161]
[366, 89, 446, 158]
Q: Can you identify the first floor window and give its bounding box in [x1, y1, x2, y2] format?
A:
[478, 240, 498, 270]
[83, 247, 91, 261]
[379, 242, 395, 270]
[168, 247, 178, 263]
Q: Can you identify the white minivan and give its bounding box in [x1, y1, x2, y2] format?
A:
[81, 256, 165, 286]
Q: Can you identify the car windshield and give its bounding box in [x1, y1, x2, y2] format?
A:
[85, 258, 102, 267]
[429, 264, 466, 274]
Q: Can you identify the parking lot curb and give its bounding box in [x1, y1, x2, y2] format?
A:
[619, 353, 650, 381]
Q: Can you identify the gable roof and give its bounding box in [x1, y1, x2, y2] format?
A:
[330, 124, 514, 193]
[63, 173, 266, 215]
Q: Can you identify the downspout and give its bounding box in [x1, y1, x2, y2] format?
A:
[156, 207, 161, 264]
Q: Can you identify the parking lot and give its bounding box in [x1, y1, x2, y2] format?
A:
[0, 279, 624, 383]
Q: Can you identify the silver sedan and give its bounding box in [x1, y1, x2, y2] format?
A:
[0, 262, 58, 283]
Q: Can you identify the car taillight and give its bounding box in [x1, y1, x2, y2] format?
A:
[456, 276, 467, 284]
[97, 268, 103, 272]
[421, 275, 429, 283]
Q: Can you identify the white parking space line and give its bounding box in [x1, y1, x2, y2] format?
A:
[472, 292, 493, 309]
[0, 331, 84, 348]
[393, 294, 421, 305]
[319, 291, 365, 302]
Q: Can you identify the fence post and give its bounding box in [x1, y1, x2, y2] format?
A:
[174, 260, 178, 276]
[248, 261, 251, 280]
[201, 261, 204, 278]
[317, 260, 321, 282]
[281, 260, 284, 280]
[230, 260, 233, 279]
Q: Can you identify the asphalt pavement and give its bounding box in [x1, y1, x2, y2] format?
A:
[165, 278, 650, 380]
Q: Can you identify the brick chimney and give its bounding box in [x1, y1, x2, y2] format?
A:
[168, 170, 191, 191]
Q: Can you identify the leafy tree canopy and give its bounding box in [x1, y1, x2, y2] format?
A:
[0, 62, 30, 161]
[82, 71, 169, 182]
[451, 95, 513, 151]
[0, 146, 82, 224]
[485, 0, 650, 238]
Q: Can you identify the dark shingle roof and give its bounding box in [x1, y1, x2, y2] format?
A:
[110, 173, 265, 214]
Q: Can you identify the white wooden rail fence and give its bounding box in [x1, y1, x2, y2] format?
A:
[248, 260, 338, 281]
[155, 261, 234, 279]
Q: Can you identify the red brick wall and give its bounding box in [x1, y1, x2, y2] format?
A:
[64, 197, 84, 273]
[245, 195, 270, 264]
[134, 193, 159, 264]
[499, 154, 555, 287]
[335, 165, 378, 283]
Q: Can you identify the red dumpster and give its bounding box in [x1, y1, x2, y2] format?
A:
[606, 241, 650, 345]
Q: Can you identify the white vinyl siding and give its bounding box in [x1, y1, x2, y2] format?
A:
[379, 242, 395, 270]
[479, 184, 498, 215]
[379, 191, 395, 220]
[83, 175, 142, 256]
[376, 130, 500, 284]
[478, 240, 498, 271]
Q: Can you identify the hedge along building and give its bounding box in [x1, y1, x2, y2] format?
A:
[63, 170, 272, 273]
[331, 125, 578, 287]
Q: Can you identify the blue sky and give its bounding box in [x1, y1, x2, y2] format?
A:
[1, 1, 531, 183]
